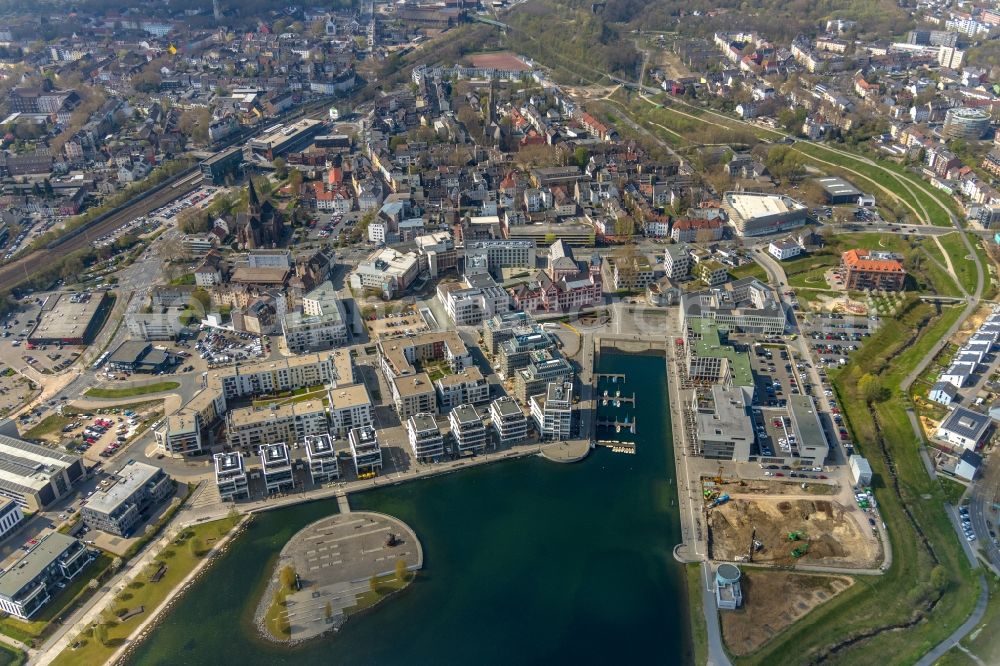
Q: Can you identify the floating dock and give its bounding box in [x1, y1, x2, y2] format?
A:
[599, 392, 636, 406]
[595, 373, 626, 382]
[596, 440, 636, 454]
[596, 419, 637, 434]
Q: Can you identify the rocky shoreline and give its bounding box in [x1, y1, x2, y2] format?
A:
[110, 516, 253, 666]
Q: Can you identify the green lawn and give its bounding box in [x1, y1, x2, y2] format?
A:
[20, 414, 73, 441]
[0, 554, 112, 645]
[84, 382, 180, 399]
[685, 564, 708, 666]
[50, 516, 240, 666]
[729, 261, 768, 282]
[936, 233, 980, 295]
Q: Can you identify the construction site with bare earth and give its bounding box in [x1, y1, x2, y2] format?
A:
[703, 475, 884, 656]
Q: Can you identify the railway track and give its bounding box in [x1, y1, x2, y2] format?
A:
[0, 172, 204, 293]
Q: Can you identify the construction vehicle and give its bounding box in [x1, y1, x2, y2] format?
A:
[791, 544, 810, 558]
[788, 531, 805, 541]
[710, 493, 730, 508]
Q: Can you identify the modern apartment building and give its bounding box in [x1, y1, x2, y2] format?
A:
[282, 282, 349, 354]
[841, 249, 906, 292]
[217, 351, 347, 399]
[259, 443, 295, 493]
[327, 383, 374, 435]
[226, 400, 329, 450]
[407, 413, 444, 461]
[348, 426, 383, 475]
[214, 452, 250, 501]
[693, 385, 755, 461]
[449, 404, 488, 455]
[435, 366, 490, 411]
[304, 434, 340, 484]
[0, 533, 93, 619]
[681, 278, 786, 336]
[80, 461, 173, 537]
[663, 244, 691, 279]
[530, 381, 574, 441]
[390, 372, 438, 419]
[490, 396, 529, 446]
[350, 248, 420, 298]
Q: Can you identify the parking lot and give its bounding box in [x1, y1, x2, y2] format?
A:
[193, 328, 270, 369]
[93, 186, 222, 249]
[801, 312, 879, 371]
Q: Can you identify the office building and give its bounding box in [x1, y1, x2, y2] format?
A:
[514, 351, 575, 404]
[530, 381, 574, 441]
[943, 107, 990, 140]
[490, 396, 529, 446]
[681, 278, 786, 336]
[437, 273, 511, 326]
[80, 461, 173, 537]
[0, 435, 84, 511]
[449, 404, 488, 455]
[0, 533, 93, 619]
[684, 317, 754, 388]
[407, 413, 444, 461]
[464, 239, 536, 276]
[350, 248, 420, 299]
[214, 452, 249, 501]
[348, 426, 383, 475]
[693, 385, 754, 461]
[259, 443, 295, 493]
[482, 311, 535, 356]
[663, 244, 691, 279]
[0, 499, 23, 540]
[497, 328, 553, 377]
[304, 434, 340, 484]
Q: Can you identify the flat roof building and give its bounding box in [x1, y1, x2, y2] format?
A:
[937, 406, 991, 451]
[684, 317, 754, 389]
[408, 413, 444, 461]
[681, 278, 786, 336]
[259, 443, 295, 493]
[81, 460, 173, 537]
[0, 532, 93, 619]
[786, 395, 829, 466]
[816, 177, 862, 204]
[227, 400, 328, 451]
[693, 385, 755, 461]
[304, 433, 340, 484]
[28, 291, 111, 345]
[248, 118, 324, 160]
[722, 192, 809, 237]
[327, 383, 374, 436]
[530, 381, 574, 441]
[490, 396, 529, 446]
[0, 435, 84, 511]
[449, 404, 488, 455]
[214, 452, 249, 501]
[348, 425, 382, 475]
[0, 499, 23, 541]
[106, 340, 173, 374]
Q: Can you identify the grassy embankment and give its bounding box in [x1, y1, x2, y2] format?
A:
[50, 515, 240, 666]
[83, 382, 180, 399]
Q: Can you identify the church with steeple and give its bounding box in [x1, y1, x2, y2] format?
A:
[235, 178, 284, 249]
